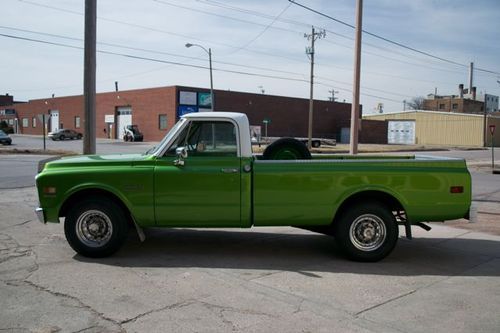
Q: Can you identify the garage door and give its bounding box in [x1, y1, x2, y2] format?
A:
[116, 106, 132, 139]
[388, 121, 415, 145]
[50, 110, 59, 132]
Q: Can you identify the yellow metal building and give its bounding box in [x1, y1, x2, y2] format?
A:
[364, 110, 500, 147]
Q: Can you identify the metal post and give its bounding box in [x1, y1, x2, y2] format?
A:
[83, 0, 96, 155]
[186, 43, 214, 111]
[209, 48, 214, 111]
[492, 132, 495, 172]
[349, 0, 363, 154]
[484, 107, 488, 147]
[307, 26, 315, 150]
[42, 114, 46, 151]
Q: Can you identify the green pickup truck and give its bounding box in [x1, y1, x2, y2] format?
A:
[35, 112, 472, 261]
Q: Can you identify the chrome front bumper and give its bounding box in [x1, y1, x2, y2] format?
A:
[35, 207, 46, 224]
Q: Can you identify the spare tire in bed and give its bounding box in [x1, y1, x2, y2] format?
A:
[262, 138, 312, 160]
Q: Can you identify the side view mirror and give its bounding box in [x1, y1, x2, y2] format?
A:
[174, 147, 188, 166]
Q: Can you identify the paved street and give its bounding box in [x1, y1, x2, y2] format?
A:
[1, 142, 499, 332]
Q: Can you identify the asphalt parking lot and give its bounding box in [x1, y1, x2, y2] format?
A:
[1, 138, 499, 332]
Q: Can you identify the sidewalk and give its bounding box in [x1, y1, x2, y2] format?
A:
[447, 201, 500, 236]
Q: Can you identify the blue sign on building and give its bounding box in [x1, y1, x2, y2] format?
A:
[178, 105, 198, 117]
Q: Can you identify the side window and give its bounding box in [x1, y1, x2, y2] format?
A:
[166, 121, 237, 157]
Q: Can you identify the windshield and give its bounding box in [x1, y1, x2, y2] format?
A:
[144, 118, 187, 155]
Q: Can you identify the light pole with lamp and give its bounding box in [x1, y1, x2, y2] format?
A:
[185, 43, 214, 111]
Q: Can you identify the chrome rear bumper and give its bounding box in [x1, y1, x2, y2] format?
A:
[35, 207, 46, 224]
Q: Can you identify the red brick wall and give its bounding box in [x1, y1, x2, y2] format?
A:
[211, 89, 353, 139]
[0, 95, 14, 106]
[4, 87, 177, 141]
[359, 120, 388, 144]
[4, 85, 362, 142]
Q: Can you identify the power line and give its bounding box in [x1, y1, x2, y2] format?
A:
[0, 25, 430, 96]
[164, 0, 471, 74]
[17, 0, 487, 81]
[0, 32, 309, 81]
[0, 32, 405, 103]
[224, 3, 292, 54]
[288, 0, 468, 68]
[0, 25, 308, 78]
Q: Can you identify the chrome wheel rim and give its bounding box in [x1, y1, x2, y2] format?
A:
[349, 214, 386, 252]
[76, 210, 113, 247]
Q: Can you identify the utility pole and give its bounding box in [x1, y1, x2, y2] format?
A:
[328, 89, 339, 102]
[304, 26, 325, 149]
[83, 0, 96, 154]
[349, 0, 363, 154]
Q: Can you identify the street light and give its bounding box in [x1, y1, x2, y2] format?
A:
[185, 43, 214, 111]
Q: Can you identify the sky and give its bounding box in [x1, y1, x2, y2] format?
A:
[1, 0, 499, 114]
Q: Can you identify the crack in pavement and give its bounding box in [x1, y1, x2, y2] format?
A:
[6, 280, 125, 333]
[0, 220, 33, 231]
[198, 300, 276, 332]
[121, 300, 196, 325]
[354, 256, 498, 318]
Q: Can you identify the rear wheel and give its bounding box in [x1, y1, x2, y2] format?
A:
[77, 134, 82, 139]
[334, 203, 398, 262]
[60, 135, 65, 140]
[64, 197, 129, 258]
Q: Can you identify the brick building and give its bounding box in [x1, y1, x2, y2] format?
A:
[1, 85, 386, 143]
[422, 85, 494, 114]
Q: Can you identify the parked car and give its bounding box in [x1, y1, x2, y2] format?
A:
[0, 130, 12, 145]
[48, 129, 83, 141]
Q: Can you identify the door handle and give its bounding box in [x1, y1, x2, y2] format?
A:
[221, 168, 238, 174]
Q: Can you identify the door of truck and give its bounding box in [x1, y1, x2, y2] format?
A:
[154, 120, 242, 227]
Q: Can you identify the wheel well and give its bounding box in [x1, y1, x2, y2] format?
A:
[333, 190, 405, 223]
[59, 189, 133, 226]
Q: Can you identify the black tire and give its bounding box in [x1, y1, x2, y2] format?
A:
[312, 140, 321, 148]
[262, 138, 311, 160]
[64, 197, 129, 258]
[77, 134, 82, 140]
[60, 135, 65, 140]
[333, 202, 398, 262]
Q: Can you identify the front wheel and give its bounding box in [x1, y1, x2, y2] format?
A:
[64, 197, 129, 258]
[334, 203, 398, 262]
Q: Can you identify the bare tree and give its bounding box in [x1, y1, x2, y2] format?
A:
[407, 96, 425, 110]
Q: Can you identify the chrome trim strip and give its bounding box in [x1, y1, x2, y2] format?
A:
[254, 157, 465, 165]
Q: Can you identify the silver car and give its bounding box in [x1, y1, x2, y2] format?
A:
[48, 129, 83, 141]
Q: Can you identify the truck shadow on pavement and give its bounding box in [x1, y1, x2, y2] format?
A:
[74, 228, 500, 277]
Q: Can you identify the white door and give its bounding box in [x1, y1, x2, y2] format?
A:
[116, 107, 132, 139]
[50, 110, 59, 132]
[388, 121, 416, 144]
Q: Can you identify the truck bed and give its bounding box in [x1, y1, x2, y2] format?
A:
[252, 155, 471, 227]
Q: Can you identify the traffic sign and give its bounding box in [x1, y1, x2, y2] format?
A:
[489, 124, 496, 135]
[263, 119, 271, 124]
